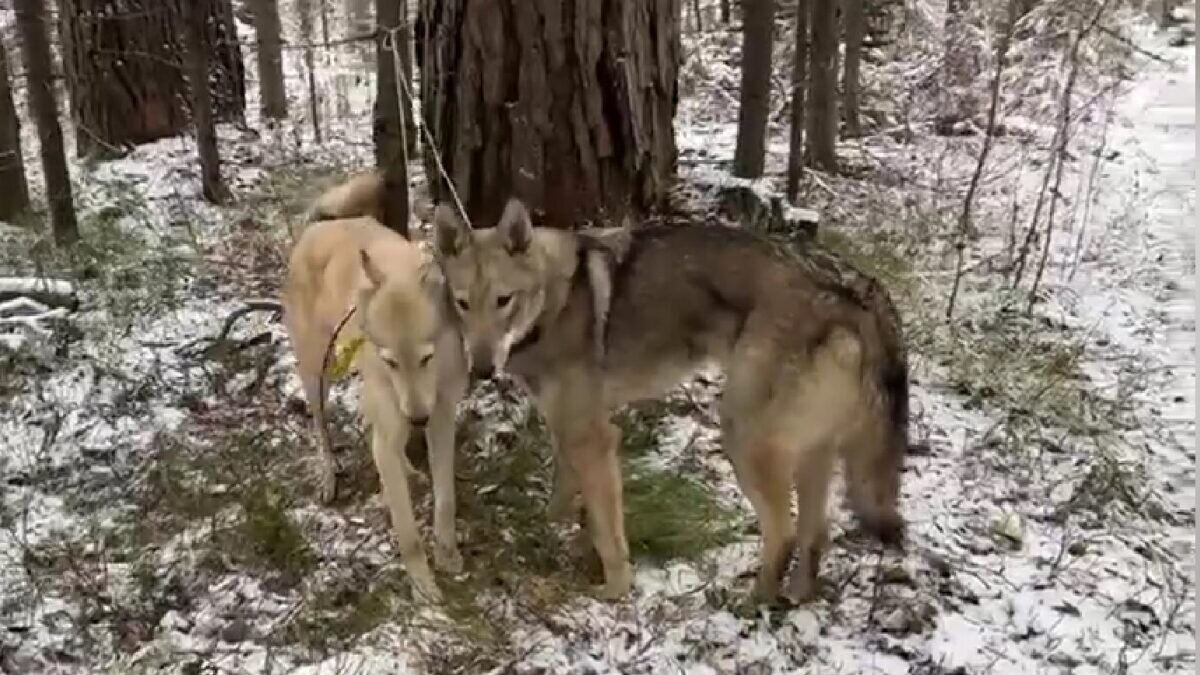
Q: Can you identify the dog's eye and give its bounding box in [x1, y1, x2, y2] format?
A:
[380, 355, 400, 369]
[455, 297, 470, 312]
[496, 293, 513, 309]
[419, 353, 434, 368]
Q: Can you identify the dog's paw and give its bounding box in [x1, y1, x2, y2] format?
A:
[410, 576, 444, 605]
[782, 570, 820, 606]
[434, 542, 464, 574]
[590, 563, 634, 602]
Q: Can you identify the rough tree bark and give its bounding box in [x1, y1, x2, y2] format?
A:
[183, 0, 227, 204]
[806, 0, 838, 172]
[732, 0, 774, 179]
[785, 0, 808, 203]
[375, 0, 409, 236]
[14, 0, 78, 244]
[0, 38, 29, 220]
[420, 0, 680, 227]
[842, 0, 865, 137]
[58, 0, 247, 159]
[252, 0, 288, 120]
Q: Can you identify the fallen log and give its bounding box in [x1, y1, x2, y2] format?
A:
[0, 277, 79, 311]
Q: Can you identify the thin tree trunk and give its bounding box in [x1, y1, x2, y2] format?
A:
[0, 38, 30, 220]
[376, 0, 409, 237]
[253, 0, 288, 120]
[720, 0, 732, 23]
[14, 0, 77, 244]
[420, 0, 680, 227]
[786, 0, 808, 203]
[842, 0, 865, 137]
[183, 0, 227, 204]
[399, 0, 416, 152]
[298, 0, 322, 143]
[692, 0, 705, 32]
[806, 0, 838, 172]
[732, 0, 774, 178]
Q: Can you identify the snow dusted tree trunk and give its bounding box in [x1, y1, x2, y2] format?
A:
[183, 0, 227, 204]
[420, 0, 681, 227]
[252, 0, 288, 121]
[720, 0, 732, 23]
[375, 0, 410, 236]
[732, 0, 774, 179]
[0, 38, 29, 220]
[58, 0, 246, 159]
[842, 0, 865, 137]
[806, 0, 838, 172]
[15, 0, 78, 244]
[786, 0, 808, 203]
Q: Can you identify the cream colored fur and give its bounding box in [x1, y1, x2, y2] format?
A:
[281, 214, 468, 603]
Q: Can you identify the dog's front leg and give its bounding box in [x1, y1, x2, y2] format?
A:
[371, 421, 441, 603]
[426, 390, 464, 574]
[555, 413, 632, 600]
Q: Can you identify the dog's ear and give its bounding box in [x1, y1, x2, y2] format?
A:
[359, 248, 385, 289]
[497, 198, 532, 255]
[434, 204, 469, 257]
[417, 258, 445, 299]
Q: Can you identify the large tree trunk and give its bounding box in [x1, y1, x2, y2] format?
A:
[0, 38, 29, 220]
[375, 0, 409, 236]
[785, 0, 808, 203]
[58, 0, 246, 159]
[732, 0, 774, 179]
[842, 0, 865, 137]
[805, 0, 838, 172]
[15, 0, 77, 245]
[183, 0, 227, 204]
[252, 0, 288, 120]
[420, 0, 680, 227]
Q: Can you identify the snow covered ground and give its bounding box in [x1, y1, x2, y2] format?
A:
[0, 3, 1195, 674]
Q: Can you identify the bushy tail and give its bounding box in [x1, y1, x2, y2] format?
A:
[842, 276, 910, 546]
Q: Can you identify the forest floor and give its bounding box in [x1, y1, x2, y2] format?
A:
[0, 5, 1195, 675]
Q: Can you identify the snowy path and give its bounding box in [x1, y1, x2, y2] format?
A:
[1071, 16, 1195, 550]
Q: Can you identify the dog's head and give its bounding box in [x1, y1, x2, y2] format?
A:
[433, 199, 546, 379]
[356, 249, 445, 425]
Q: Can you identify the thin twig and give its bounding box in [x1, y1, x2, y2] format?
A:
[946, 0, 1019, 322]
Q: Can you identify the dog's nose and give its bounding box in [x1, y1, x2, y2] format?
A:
[471, 362, 495, 380]
[410, 415, 429, 428]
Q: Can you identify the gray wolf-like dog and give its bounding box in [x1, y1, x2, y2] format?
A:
[433, 200, 909, 604]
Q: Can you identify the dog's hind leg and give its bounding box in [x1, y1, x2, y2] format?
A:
[785, 440, 835, 603]
[286, 303, 339, 504]
[721, 338, 798, 604]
